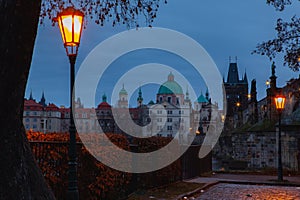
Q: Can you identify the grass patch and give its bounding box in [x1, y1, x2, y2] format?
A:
[127, 181, 205, 200]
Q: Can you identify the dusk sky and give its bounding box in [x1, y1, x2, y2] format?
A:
[26, 0, 300, 108]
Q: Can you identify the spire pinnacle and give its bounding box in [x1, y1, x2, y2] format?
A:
[102, 93, 107, 102]
[29, 89, 33, 100]
[243, 69, 248, 83]
[205, 88, 209, 100]
[137, 87, 143, 106]
[39, 91, 46, 107]
[271, 61, 276, 77]
[168, 72, 174, 81]
[185, 86, 190, 100]
[119, 84, 128, 95]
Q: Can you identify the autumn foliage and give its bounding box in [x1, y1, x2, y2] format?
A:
[27, 131, 131, 199]
[26, 131, 183, 199]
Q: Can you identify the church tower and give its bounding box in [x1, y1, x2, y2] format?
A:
[118, 84, 128, 108]
[224, 61, 249, 127]
[184, 86, 192, 107]
[137, 87, 143, 107]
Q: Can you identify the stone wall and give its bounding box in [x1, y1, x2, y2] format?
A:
[214, 128, 300, 171]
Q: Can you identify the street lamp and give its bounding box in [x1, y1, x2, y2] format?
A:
[247, 94, 251, 100]
[57, 7, 84, 199]
[274, 94, 286, 182]
[266, 80, 270, 88]
[221, 114, 225, 123]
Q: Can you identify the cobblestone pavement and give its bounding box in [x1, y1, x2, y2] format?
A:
[195, 183, 300, 200]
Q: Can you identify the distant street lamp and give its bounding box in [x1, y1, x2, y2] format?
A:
[266, 80, 270, 88]
[57, 7, 84, 199]
[247, 94, 251, 100]
[221, 114, 225, 123]
[274, 94, 286, 182]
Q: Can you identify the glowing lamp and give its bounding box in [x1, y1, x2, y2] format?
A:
[56, 7, 85, 198]
[57, 7, 84, 56]
[274, 95, 286, 111]
[221, 114, 225, 122]
[274, 94, 286, 181]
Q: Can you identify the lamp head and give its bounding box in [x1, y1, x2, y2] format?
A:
[274, 95, 286, 111]
[56, 7, 84, 56]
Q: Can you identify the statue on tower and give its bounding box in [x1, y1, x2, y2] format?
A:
[271, 62, 276, 77]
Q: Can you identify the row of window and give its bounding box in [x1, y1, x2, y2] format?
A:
[24, 111, 60, 117]
[25, 118, 37, 122]
[158, 96, 181, 104]
[75, 113, 89, 118]
[24, 118, 56, 123]
[156, 110, 184, 115]
[25, 124, 37, 129]
[25, 123, 54, 130]
[156, 118, 184, 123]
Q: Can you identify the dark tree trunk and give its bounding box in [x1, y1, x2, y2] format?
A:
[0, 0, 55, 199]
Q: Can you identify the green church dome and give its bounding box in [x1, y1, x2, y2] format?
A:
[158, 73, 183, 95]
[197, 93, 208, 103]
[119, 84, 128, 95]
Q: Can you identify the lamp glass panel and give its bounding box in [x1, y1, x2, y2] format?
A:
[275, 97, 285, 109]
[73, 15, 83, 44]
[58, 18, 66, 44]
[61, 15, 74, 45]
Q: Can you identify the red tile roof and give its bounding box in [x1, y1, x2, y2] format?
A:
[24, 99, 43, 111]
[97, 102, 112, 109]
[45, 103, 59, 111]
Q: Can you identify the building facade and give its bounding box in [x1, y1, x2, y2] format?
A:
[23, 92, 62, 133]
[23, 73, 217, 144]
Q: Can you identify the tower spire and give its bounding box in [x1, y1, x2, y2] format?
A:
[243, 69, 248, 84]
[227, 62, 239, 83]
[39, 91, 46, 107]
[185, 86, 190, 100]
[102, 93, 107, 103]
[29, 89, 33, 100]
[205, 88, 209, 100]
[137, 87, 143, 106]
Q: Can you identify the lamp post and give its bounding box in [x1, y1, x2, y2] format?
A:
[57, 7, 84, 199]
[274, 94, 286, 182]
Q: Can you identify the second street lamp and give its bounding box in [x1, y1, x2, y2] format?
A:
[57, 6, 84, 200]
[274, 94, 286, 182]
